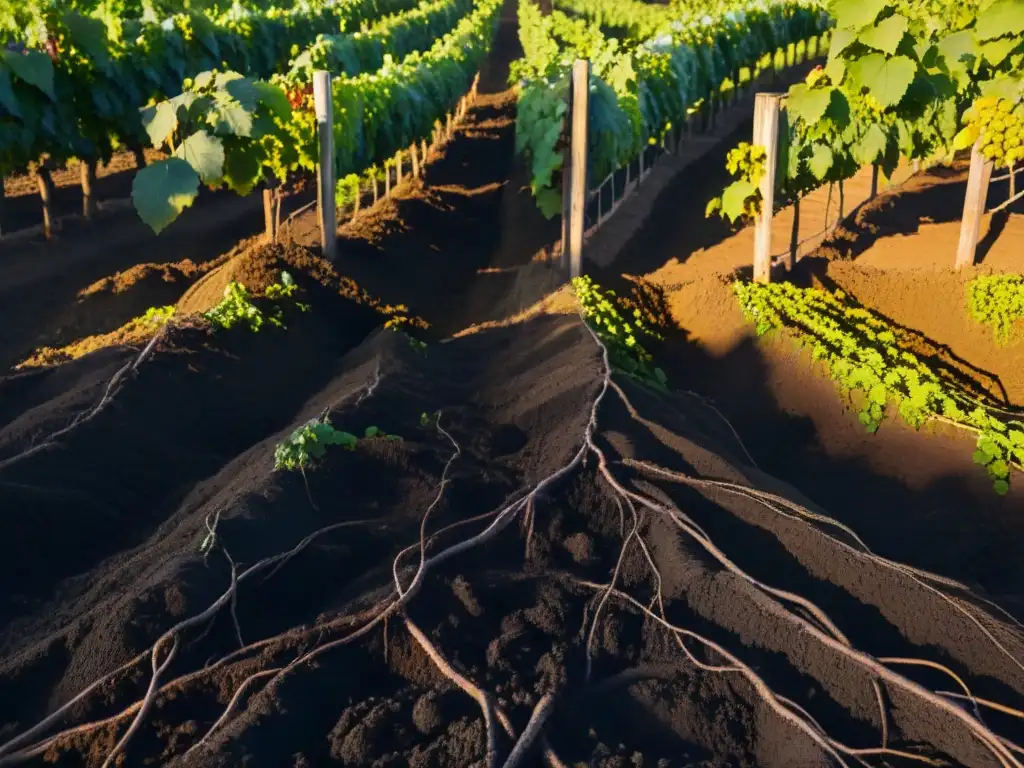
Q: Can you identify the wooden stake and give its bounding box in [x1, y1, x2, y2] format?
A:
[396, 151, 403, 184]
[955, 140, 993, 270]
[385, 162, 392, 197]
[263, 187, 275, 243]
[566, 59, 590, 279]
[752, 93, 783, 283]
[313, 70, 336, 261]
[870, 165, 879, 200]
[36, 165, 55, 240]
[132, 145, 147, 169]
[446, 112, 453, 138]
[411, 143, 420, 179]
[81, 159, 97, 220]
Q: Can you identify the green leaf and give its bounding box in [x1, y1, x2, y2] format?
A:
[252, 81, 291, 119]
[141, 101, 178, 148]
[847, 54, 917, 107]
[193, 71, 216, 90]
[853, 123, 889, 165]
[868, 383, 887, 404]
[808, 144, 834, 180]
[210, 103, 254, 137]
[0, 68, 20, 118]
[829, 28, 858, 60]
[975, 0, 1024, 42]
[364, 426, 379, 438]
[132, 158, 200, 234]
[786, 84, 834, 124]
[981, 36, 1019, 66]
[858, 14, 908, 55]
[994, 479, 1010, 496]
[3, 51, 54, 99]
[535, 185, 562, 219]
[936, 30, 980, 80]
[62, 11, 110, 69]
[222, 144, 264, 196]
[705, 197, 722, 217]
[173, 131, 225, 185]
[830, 0, 887, 29]
[721, 180, 757, 222]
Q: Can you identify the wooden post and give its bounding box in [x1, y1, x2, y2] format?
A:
[870, 165, 879, 200]
[396, 151, 403, 184]
[36, 166, 55, 240]
[263, 187, 276, 243]
[566, 59, 590, 279]
[385, 161, 392, 197]
[411, 143, 420, 179]
[81, 159, 97, 220]
[313, 71, 336, 261]
[752, 93, 783, 283]
[955, 140, 994, 270]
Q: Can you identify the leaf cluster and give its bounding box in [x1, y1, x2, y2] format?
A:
[967, 273, 1024, 345]
[274, 419, 398, 471]
[202, 269, 307, 332]
[572, 275, 668, 390]
[736, 279, 1024, 494]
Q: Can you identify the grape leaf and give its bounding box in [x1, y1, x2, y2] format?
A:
[535, 185, 562, 219]
[829, 28, 857, 60]
[62, 11, 111, 70]
[981, 36, 1019, 66]
[210, 103, 254, 137]
[936, 30, 980, 81]
[141, 101, 178, 147]
[975, 0, 1024, 42]
[3, 51, 54, 99]
[0, 68, 21, 118]
[252, 81, 291, 119]
[858, 14, 908, 55]
[847, 54, 916, 107]
[830, 0, 887, 30]
[953, 123, 980, 150]
[853, 123, 888, 164]
[223, 144, 264, 196]
[173, 131, 225, 184]
[721, 180, 757, 222]
[808, 144, 834, 180]
[132, 158, 200, 234]
[786, 84, 833, 124]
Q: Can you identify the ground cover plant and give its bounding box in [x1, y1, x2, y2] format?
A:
[736, 279, 1024, 493]
[968, 273, 1024, 345]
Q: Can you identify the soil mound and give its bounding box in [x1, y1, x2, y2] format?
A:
[1, 315, 1022, 768]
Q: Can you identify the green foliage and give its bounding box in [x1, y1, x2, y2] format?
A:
[968, 273, 1024, 345]
[0, 0, 423, 179]
[512, 0, 831, 215]
[202, 270, 306, 332]
[705, 142, 766, 221]
[131, 70, 292, 232]
[274, 417, 399, 471]
[274, 418, 359, 472]
[735, 280, 1024, 494]
[572, 275, 667, 390]
[712, 0, 1024, 222]
[142, 305, 175, 326]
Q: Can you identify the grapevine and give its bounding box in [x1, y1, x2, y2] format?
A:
[736, 280, 1024, 494]
[710, 0, 1024, 224]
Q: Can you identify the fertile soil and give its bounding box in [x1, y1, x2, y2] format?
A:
[3, 2, 1024, 767]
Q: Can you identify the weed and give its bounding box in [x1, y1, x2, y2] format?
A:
[274, 419, 400, 472]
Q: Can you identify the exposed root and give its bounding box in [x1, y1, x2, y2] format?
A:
[502, 694, 556, 768]
[0, 327, 165, 472]
[937, 691, 1024, 720]
[404, 616, 499, 768]
[578, 318, 1022, 768]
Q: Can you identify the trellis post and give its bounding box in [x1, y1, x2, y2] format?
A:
[955, 140, 993, 270]
[753, 93, 783, 282]
[562, 59, 590, 279]
[313, 71, 336, 261]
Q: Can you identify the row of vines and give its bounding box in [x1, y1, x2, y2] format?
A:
[509, 0, 833, 217]
[0, 0, 495, 234]
[709, 0, 1024, 222]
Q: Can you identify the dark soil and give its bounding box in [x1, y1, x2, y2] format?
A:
[2, 313, 1023, 768]
[3, 3, 1024, 768]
